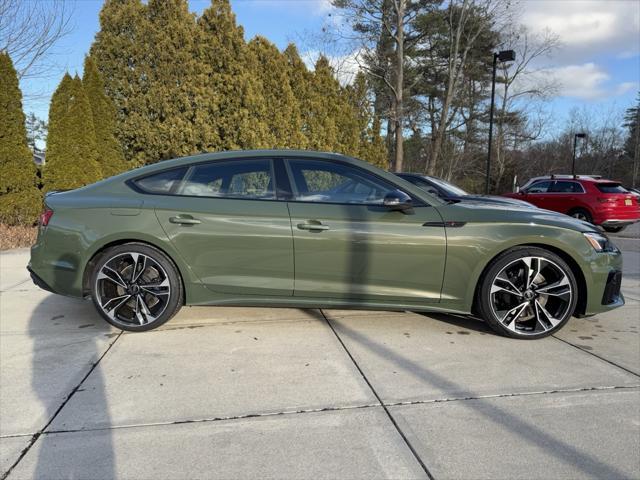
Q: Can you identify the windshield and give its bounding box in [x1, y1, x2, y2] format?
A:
[427, 176, 469, 196]
[596, 183, 628, 194]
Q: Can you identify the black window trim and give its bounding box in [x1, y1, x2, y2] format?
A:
[126, 155, 429, 206]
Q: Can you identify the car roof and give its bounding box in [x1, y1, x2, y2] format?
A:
[88, 150, 448, 207]
[524, 175, 619, 184]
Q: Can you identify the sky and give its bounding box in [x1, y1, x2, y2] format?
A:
[19, 0, 640, 133]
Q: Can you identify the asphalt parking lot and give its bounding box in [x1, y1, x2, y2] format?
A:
[1, 227, 639, 479]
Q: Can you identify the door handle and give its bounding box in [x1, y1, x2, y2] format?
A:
[297, 222, 329, 231]
[169, 215, 201, 225]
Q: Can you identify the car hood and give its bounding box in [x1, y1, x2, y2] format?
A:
[457, 195, 535, 207]
[438, 202, 595, 233]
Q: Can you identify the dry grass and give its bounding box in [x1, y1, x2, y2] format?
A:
[0, 224, 37, 250]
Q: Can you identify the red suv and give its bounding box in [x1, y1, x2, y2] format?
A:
[504, 175, 640, 232]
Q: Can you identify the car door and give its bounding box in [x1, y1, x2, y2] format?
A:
[547, 180, 584, 213]
[284, 158, 446, 303]
[522, 180, 553, 209]
[147, 158, 294, 296]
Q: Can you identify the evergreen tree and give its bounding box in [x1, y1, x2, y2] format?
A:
[347, 72, 387, 167]
[83, 55, 127, 177]
[90, 0, 149, 164]
[91, 0, 207, 164]
[43, 74, 102, 191]
[283, 43, 312, 149]
[0, 52, 41, 225]
[197, 0, 270, 151]
[623, 93, 639, 187]
[306, 56, 341, 152]
[248, 36, 304, 148]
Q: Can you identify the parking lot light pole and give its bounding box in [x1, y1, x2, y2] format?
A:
[572, 133, 587, 177]
[486, 49, 516, 194]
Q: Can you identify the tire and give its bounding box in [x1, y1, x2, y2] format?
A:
[568, 208, 593, 224]
[477, 246, 578, 339]
[90, 243, 183, 332]
[603, 225, 625, 233]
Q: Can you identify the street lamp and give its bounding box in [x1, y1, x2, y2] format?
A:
[572, 133, 587, 177]
[485, 49, 516, 194]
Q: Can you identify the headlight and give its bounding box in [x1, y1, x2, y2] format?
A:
[583, 232, 616, 252]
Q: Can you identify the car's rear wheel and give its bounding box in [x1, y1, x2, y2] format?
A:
[568, 208, 593, 223]
[90, 243, 183, 331]
[602, 225, 626, 233]
[478, 247, 577, 339]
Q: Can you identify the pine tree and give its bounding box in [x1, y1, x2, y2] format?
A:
[83, 55, 127, 177]
[197, 0, 270, 151]
[347, 72, 387, 167]
[43, 74, 102, 191]
[90, 0, 149, 164]
[249, 36, 305, 148]
[284, 43, 312, 150]
[91, 0, 206, 164]
[0, 52, 41, 225]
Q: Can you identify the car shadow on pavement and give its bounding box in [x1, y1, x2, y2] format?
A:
[327, 317, 628, 479]
[420, 312, 495, 334]
[28, 292, 115, 479]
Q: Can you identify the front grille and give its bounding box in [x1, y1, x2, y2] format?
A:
[602, 270, 622, 305]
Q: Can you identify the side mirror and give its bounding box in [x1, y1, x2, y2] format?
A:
[383, 190, 413, 212]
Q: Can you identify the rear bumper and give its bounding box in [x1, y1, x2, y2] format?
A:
[600, 219, 639, 227]
[27, 266, 56, 294]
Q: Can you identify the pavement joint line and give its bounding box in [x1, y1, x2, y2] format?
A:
[319, 309, 436, 480]
[0, 279, 31, 293]
[131, 316, 315, 333]
[551, 335, 640, 378]
[384, 384, 640, 408]
[23, 384, 640, 439]
[0, 330, 124, 480]
[42, 402, 385, 435]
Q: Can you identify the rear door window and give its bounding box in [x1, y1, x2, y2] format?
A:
[549, 181, 584, 193]
[178, 159, 275, 199]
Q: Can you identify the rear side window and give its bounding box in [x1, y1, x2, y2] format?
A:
[133, 167, 188, 194]
[596, 183, 627, 194]
[549, 181, 584, 193]
[178, 159, 274, 199]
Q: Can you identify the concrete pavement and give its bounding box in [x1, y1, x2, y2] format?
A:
[1, 232, 639, 479]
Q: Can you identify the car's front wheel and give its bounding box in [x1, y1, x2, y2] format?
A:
[90, 243, 183, 331]
[478, 247, 578, 339]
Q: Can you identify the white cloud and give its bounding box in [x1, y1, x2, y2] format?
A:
[615, 81, 639, 95]
[528, 63, 636, 100]
[519, 0, 640, 62]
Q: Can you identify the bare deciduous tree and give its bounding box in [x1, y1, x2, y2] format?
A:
[0, 0, 72, 79]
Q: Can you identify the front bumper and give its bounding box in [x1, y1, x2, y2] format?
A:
[600, 219, 639, 227]
[582, 248, 625, 316]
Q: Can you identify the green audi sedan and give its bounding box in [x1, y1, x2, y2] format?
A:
[28, 150, 624, 339]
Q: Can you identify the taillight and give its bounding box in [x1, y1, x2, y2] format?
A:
[597, 197, 616, 204]
[39, 208, 53, 226]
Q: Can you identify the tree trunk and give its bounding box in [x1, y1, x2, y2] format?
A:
[393, 0, 405, 172]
